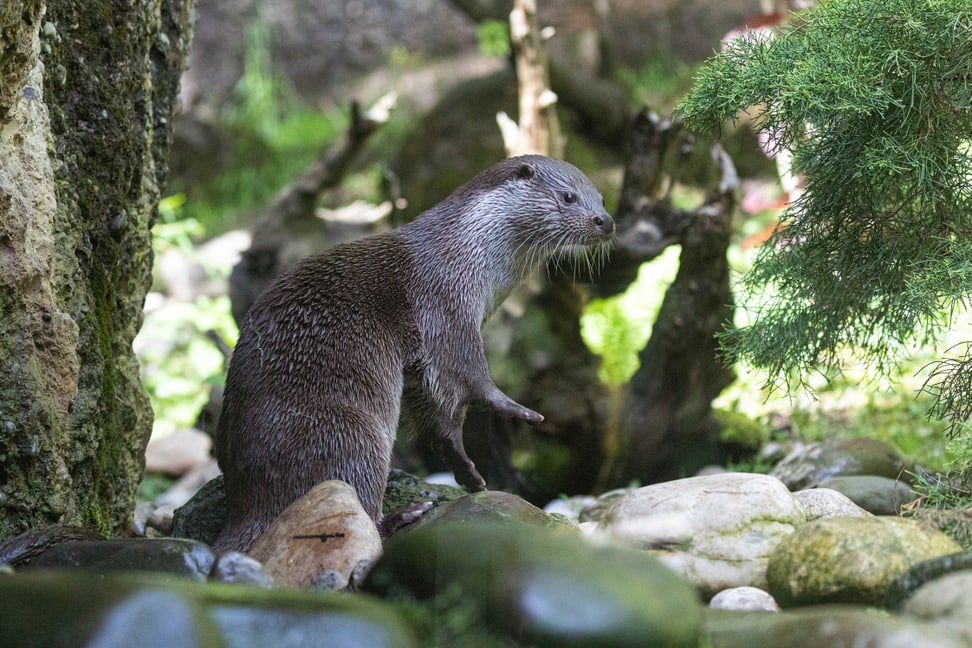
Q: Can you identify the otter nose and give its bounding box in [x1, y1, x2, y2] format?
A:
[592, 211, 615, 237]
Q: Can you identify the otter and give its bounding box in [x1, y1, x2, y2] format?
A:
[213, 155, 614, 553]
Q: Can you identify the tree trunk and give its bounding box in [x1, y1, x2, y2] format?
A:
[582, 111, 739, 487]
[0, 0, 195, 540]
[609, 140, 738, 485]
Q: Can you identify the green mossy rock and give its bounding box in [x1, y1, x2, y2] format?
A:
[367, 520, 701, 648]
[414, 489, 572, 530]
[766, 516, 962, 607]
[381, 469, 468, 517]
[771, 438, 909, 491]
[0, 571, 416, 648]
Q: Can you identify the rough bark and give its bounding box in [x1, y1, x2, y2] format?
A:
[597, 110, 699, 297]
[0, 0, 195, 540]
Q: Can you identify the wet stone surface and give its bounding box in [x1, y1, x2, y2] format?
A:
[19, 537, 216, 581]
[367, 511, 703, 648]
[597, 472, 805, 597]
[3, 439, 972, 647]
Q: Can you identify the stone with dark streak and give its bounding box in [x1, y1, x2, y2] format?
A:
[248, 480, 382, 591]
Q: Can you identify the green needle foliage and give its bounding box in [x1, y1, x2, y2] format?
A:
[677, 0, 972, 434]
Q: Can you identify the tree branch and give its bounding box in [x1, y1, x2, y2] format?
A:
[499, 0, 561, 157]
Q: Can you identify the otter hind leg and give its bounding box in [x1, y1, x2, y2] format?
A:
[294, 403, 397, 522]
[213, 515, 270, 555]
[401, 382, 486, 492]
[216, 403, 395, 552]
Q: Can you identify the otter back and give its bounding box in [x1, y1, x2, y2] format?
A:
[214, 234, 420, 552]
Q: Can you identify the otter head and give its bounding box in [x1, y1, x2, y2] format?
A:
[498, 155, 615, 270]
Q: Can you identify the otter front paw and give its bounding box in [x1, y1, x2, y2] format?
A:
[492, 398, 544, 425]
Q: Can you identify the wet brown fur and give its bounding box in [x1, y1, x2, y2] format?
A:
[213, 155, 613, 552]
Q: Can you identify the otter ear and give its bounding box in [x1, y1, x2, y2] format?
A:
[514, 162, 535, 180]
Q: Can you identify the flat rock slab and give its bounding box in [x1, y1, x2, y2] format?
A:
[770, 438, 908, 490]
[20, 537, 215, 581]
[815, 475, 917, 515]
[598, 472, 805, 596]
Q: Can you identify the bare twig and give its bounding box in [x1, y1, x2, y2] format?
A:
[252, 92, 397, 237]
[499, 0, 562, 157]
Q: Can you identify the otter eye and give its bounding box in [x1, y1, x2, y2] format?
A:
[562, 191, 577, 204]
